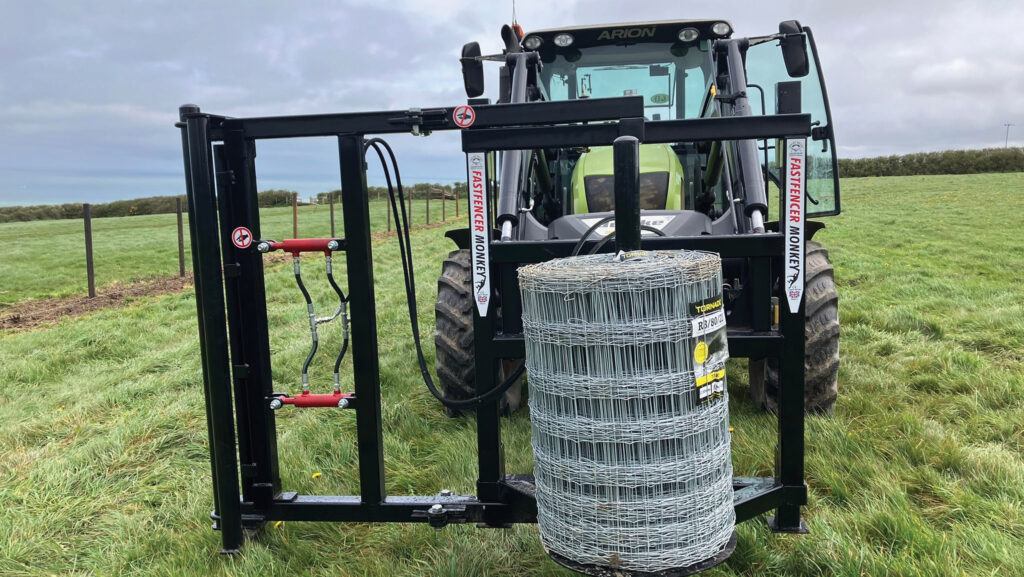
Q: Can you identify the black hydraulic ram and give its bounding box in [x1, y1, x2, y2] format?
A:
[496, 52, 539, 241]
[719, 39, 769, 232]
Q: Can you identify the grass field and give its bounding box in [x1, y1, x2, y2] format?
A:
[0, 197, 451, 305]
[1, 173, 1022, 576]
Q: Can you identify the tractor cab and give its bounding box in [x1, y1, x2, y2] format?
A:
[459, 19, 840, 241]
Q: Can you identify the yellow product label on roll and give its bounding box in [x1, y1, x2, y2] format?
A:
[695, 368, 726, 404]
[696, 369, 726, 387]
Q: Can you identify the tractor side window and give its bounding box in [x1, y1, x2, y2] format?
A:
[683, 67, 711, 120]
[744, 30, 840, 217]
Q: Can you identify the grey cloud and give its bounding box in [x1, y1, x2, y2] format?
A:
[1, 0, 1021, 204]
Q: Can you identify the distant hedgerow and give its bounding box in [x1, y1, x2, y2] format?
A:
[839, 147, 1024, 177]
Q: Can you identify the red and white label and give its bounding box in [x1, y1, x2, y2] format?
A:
[784, 139, 806, 314]
[453, 105, 476, 128]
[467, 152, 490, 317]
[232, 226, 253, 249]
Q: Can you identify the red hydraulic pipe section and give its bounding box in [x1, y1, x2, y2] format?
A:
[275, 391, 353, 409]
[257, 238, 345, 256]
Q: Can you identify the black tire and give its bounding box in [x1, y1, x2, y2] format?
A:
[434, 249, 524, 416]
[755, 240, 840, 415]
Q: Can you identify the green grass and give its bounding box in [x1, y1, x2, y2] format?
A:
[1, 173, 1023, 576]
[0, 197, 454, 305]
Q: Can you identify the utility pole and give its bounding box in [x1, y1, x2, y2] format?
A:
[1005, 123, 1015, 148]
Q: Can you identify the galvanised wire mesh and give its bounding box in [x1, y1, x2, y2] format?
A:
[518, 250, 734, 573]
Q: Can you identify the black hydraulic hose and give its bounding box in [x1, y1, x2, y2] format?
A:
[571, 216, 616, 256]
[363, 138, 525, 410]
[587, 225, 667, 255]
[326, 266, 349, 378]
[326, 268, 347, 303]
[334, 338, 349, 375]
[293, 259, 318, 385]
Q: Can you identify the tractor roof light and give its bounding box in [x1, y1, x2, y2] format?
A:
[677, 27, 699, 43]
[523, 35, 543, 50]
[553, 33, 574, 47]
[711, 22, 732, 37]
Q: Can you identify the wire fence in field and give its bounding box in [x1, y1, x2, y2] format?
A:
[2, 190, 461, 304]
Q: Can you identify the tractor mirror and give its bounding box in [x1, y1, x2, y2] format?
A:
[461, 42, 485, 98]
[778, 20, 809, 77]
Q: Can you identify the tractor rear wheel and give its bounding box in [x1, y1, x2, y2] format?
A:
[434, 249, 524, 417]
[751, 240, 840, 415]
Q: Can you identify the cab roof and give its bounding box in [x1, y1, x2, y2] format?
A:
[527, 19, 733, 36]
[522, 20, 734, 49]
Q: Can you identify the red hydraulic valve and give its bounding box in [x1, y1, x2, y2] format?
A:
[270, 391, 353, 409]
[256, 238, 345, 256]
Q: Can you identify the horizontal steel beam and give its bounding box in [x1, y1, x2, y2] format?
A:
[210, 96, 644, 140]
[733, 477, 782, 523]
[462, 114, 812, 152]
[252, 495, 534, 524]
[240, 475, 784, 525]
[727, 332, 784, 357]
[645, 114, 812, 144]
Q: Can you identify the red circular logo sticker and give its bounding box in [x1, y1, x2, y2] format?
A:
[232, 226, 253, 249]
[453, 105, 476, 128]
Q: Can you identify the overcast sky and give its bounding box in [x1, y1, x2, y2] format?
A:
[1, 0, 1022, 205]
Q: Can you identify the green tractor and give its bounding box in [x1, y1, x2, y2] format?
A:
[435, 19, 840, 414]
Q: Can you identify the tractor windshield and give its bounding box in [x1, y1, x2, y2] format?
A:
[537, 41, 714, 120]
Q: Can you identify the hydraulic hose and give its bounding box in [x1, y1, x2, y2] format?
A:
[587, 225, 666, 255]
[325, 258, 349, 393]
[571, 216, 616, 256]
[363, 138, 526, 410]
[293, 257, 317, 392]
[293, 254, 350, 394]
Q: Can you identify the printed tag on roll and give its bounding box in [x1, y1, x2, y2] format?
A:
[467, 152, 490, 317]
[784, 138, 806, 314]
[691, 294, 729, 405]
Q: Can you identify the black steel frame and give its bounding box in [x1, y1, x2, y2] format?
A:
[177, 96, 811, 556]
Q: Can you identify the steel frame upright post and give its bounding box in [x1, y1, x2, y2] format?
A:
[771, 289, 808, 532]
[179, 105, 243, 553]
[338, 134, 386, 505]
[612, 135, 641, 251]
[471, 160, 505, 520]
[215, 130, 283, 518]
[770, 136, 809, 533]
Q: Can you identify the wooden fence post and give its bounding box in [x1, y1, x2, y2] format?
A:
[176, 197, 185, 277]
[83, 203, 95, 298]
[329, 192, 336, 237]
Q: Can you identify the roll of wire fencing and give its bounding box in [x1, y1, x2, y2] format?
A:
[518, 250, 734, 574]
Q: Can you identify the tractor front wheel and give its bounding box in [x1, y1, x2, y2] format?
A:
[750, 240, 840, 414]
[434, 249, 524, 417]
